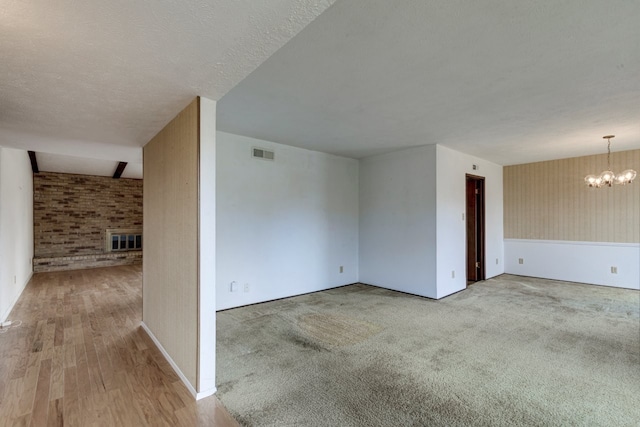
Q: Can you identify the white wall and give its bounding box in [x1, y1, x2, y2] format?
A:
[436, 146, 504, 298]
[358, 145, 503, 300]
[505, 239, 639, 290]
[198, 97, 216, 396]
[0, 147, 34, 322]
[359, 145, 438, 298]
[216, 132, 359, 310]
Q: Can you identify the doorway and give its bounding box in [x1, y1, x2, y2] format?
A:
[466, 174, 485, 283]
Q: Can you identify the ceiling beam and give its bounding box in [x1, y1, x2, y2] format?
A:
[113, 161, 128, 179]
[27, 151, 39, 173]
[113, 162, 127, 179]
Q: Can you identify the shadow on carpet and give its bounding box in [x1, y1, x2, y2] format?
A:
[216, 276, 640, 426]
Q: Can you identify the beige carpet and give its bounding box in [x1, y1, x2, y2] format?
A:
[216, 275, 640, 426]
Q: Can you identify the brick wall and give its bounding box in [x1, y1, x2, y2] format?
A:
[33, 172, 142, 271]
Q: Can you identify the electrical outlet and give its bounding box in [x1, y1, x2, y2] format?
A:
[518, 258, 524, 265]
[244, 283, 250, 292]
[462, 213, 465, 221]
[13, 276, 16, 284]
[339, 266, 344, 273]
[496, 258, 499, 265]
[230, 281, 238, 292]
[611, 266, 617, 274]
[451, 270, 455, 279]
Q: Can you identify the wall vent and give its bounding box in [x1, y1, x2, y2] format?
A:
[252, 147, 275, 161]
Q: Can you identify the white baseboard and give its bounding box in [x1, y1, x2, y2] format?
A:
[1, 271, 33, 323]
[139, 322, 217, 400]
[505, 239, 640, 290]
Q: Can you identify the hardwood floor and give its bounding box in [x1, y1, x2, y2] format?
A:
[0, 265, 239, 426]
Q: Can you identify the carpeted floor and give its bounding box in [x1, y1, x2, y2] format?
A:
[216, 275, 640, 426]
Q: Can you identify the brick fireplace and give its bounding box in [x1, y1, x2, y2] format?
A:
[33, 172, 142, 272]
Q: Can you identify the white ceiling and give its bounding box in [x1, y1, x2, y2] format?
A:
[35, 152, 143, 179]
[218, 0, 640, 165]
[120, 163, 143, 180]
[0, 0, 336, 171]
[1, 1, 639, 172]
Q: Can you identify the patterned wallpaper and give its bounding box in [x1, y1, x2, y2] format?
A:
[504, 149, 640, 243]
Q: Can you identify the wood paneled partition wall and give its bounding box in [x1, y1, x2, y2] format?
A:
[504, 149, 640, 243]
[144, 98, 199, 388]
[142, 97, 217, 399]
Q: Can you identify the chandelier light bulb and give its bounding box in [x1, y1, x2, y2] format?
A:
[584, 175, 601, 188]
[615, 169, 637, 185]
[600, 170, 615, 187]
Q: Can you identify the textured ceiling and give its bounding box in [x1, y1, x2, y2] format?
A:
[0, 0, 336, 165]
[218, 0, 640, 165]
[2, 0, 639, 171]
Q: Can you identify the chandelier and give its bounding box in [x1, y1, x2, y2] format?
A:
[584, 135, 636, 188]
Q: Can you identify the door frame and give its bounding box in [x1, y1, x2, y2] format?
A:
[466, 174, 486, 283]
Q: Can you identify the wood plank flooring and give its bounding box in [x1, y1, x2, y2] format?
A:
[0, 265, 239, 427]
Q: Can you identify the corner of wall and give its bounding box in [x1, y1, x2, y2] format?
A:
[435, 145, 504, 299]
[216, 132, 360, 310]
[358, 145, 437, 298]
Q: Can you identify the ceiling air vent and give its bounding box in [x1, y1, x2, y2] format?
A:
[252, 147, 275, 161]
